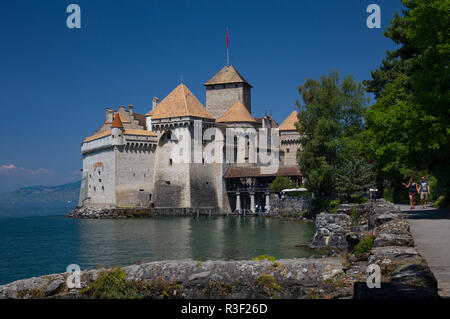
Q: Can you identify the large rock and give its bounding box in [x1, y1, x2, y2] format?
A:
[368, 246, 437, 289]
[374, 219, 414, 247]
[368, 206, 401, 228]
[311, 213, 352, 248]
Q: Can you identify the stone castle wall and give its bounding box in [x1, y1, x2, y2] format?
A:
[115, 144, 156, 208]
[81, 148, 116, 207]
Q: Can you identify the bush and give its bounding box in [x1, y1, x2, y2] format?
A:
[353, 236, 374, 258]
[329, 199, 340, 214]
[312, 198, 331, 214]
[434, 196, 449, 209]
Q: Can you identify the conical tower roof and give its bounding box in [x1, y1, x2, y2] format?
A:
[216, 100, 256, 123]
[111, 113, 124, 128]
[204, 65, 252, 87]
[278, 111, 298, 131]
[151, 84, 215, 120]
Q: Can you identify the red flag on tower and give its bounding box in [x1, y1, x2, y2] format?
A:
[226, 27, 229, 48]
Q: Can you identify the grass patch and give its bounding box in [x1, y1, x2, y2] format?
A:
[80, 267, 146, 299]
[252, 254, 276, 262]
[256, 274, 283, 298]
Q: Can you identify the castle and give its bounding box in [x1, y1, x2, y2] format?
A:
[78, 64, 302, 213]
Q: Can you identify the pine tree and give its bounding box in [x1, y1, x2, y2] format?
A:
[336, 157, 374, 203]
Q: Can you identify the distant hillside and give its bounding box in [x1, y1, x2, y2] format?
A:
[0, 181, 80, 207]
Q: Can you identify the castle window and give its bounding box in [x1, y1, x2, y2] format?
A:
[149, 194, 152, 201]
[102, 186, 104, 192]
[206, 181, 209, 185]
[235, 84, 238, 88]
[169, 159, 173, 166]
[165, 181, 170, 185]
[99, 179, 102, 183]
[89, 174, 91, 178]
[94, 186, 96, 192]
[287, 148, 290, 153]
[139, 189, 144, 192]
[202, 158, 205, 166]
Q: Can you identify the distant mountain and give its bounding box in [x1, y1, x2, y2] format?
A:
[0, 181, 80, 208]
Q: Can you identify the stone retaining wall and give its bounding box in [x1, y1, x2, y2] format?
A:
[309, 199, 439, 298]
[67, 206, 226, 218]
[0, 258, 353, 299]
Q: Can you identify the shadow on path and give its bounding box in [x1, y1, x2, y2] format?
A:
[399, 204, 450, 220]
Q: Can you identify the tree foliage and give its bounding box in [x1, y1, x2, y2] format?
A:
[364, 0, 450, 199]
[296, 70, 369, 198]
[269, 176, 296, 193]
[336, 157, 374, 203]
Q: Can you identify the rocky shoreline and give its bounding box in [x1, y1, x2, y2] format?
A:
[1, 199, 440, 299]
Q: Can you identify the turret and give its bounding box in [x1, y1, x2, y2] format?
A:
[145, 97, 159, 131]
[111, 113, 124, 146]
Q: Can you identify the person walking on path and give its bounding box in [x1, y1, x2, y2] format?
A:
[419, 176, 431, 209]
[402, 178, 419, 210]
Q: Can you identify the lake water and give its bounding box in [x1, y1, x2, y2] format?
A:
[0, 209, 316, 285]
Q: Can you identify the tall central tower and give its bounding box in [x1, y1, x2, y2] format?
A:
[204, 65, 252, 119]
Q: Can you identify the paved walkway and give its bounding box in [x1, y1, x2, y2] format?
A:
[399, 203, 450, 298]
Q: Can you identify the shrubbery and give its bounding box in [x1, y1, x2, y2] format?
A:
[353, 236, 374, 258]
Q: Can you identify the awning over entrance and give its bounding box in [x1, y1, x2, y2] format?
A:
[223, 166, 302, 179]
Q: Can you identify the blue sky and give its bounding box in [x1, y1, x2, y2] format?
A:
[0, 0, 404, 192]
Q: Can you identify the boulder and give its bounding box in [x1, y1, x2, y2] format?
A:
[368, 246, 437, 289]
[311, 213, 352, 248]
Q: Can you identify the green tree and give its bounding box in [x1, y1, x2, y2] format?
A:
[296, 70, 368, 198]
[269, 176, 296, 193]
[364, 0, 450, 200]
[336, 157, 374, 203]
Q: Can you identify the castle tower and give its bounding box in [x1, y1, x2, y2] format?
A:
[150, 83, 221, 209]
[204, 65, 252, 119]
[111, 113, 124, 146]
[278, 110, 301, 167]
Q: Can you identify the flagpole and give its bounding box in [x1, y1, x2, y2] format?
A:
[226, 27, 229, 66]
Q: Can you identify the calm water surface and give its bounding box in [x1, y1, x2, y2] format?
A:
[0, 210, 316, 285]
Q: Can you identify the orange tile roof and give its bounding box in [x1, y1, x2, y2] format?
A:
[151, 84, 215, 120]
[216, 100, 256, 123]
[118, 113, 131, 123]
[111, 113, 124, 128]
[145, 108, 155, 116]
[204, 65, 252, 87]
[124, 129, 157, 137]
[83, 130, 111, 143]
[278, 111, 299, 131]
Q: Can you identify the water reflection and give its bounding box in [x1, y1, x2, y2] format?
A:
[76, 216, 317, 269]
